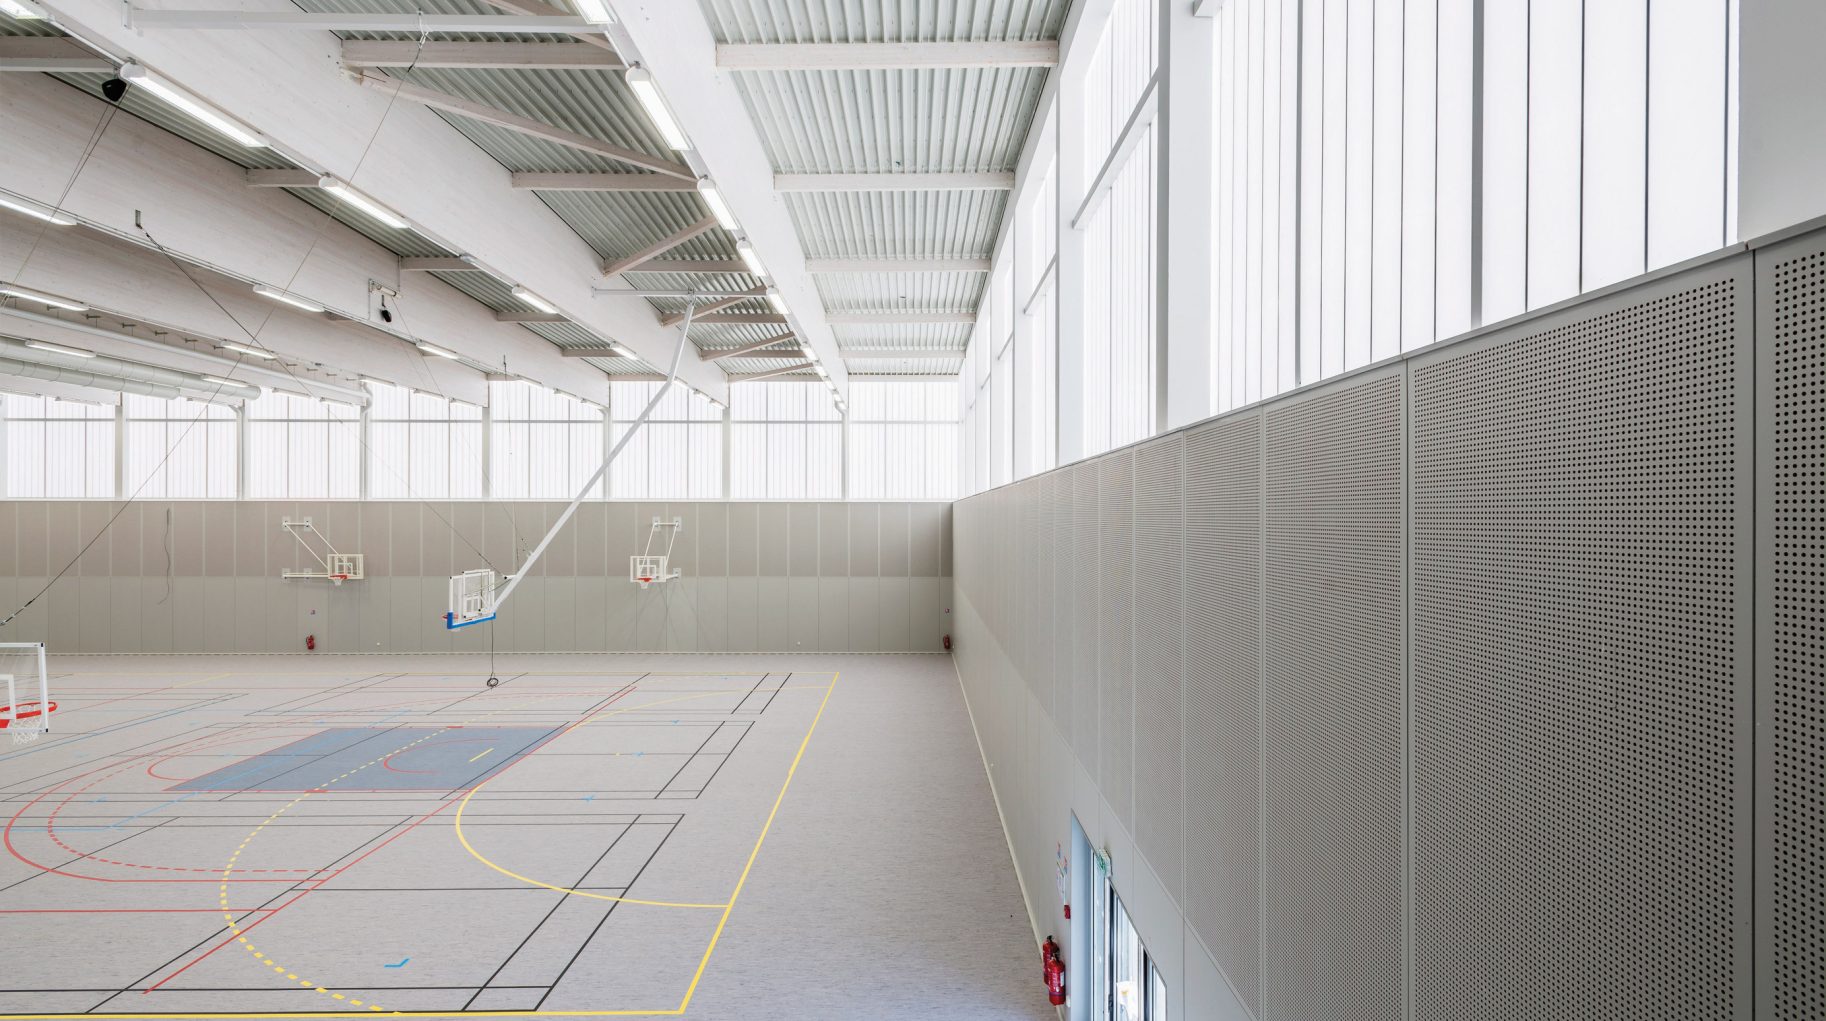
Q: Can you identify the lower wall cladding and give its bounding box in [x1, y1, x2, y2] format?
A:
[0, 500, 951, 654]
[952, 237, 1788, 1019]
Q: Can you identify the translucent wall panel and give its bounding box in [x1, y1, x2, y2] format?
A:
[1210, 0, 1736, 416]
[608, 381, 722, 499]
[1, 394, 115, 498]
[730, 382, 841, 499]
[122, 394, 236, 499]
[366, 382, 482, 500]
[245, 391, 358, 499]
[487, 380, 603, 500]
[848, 382, 961, 500]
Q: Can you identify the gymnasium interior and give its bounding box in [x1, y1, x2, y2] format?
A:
[0, 1, 1821, 1020]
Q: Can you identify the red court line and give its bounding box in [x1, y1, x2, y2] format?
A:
[0, 907, 275, 914]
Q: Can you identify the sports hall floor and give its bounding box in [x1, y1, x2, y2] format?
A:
[0, 654, 1047, 1021]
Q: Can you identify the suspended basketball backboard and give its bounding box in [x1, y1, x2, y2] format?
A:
[631, 517, 684, 589]
[279, 518, 365, 585]
[447, 569, 497, 629]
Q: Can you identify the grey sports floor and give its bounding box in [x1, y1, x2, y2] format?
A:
[0, 654, 1048, 1020]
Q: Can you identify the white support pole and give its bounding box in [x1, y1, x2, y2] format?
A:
[489, 306, 694, 612]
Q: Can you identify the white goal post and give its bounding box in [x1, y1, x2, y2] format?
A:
[1, 642, 52, 744]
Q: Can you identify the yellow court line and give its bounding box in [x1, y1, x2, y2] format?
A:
[674, 671, 840, 1013]
[468, 747, 495, 763]
[450, 684, 831, 910]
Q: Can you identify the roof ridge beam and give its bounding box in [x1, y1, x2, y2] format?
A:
[773, 172, 1014, 192]
[340, 40, 624, 69]
[601, 217, 720, 277]
[715, 40, 1059, 71]
[346, 70, 694, 179]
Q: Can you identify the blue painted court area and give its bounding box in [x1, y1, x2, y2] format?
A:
[169, 725, 559, 791]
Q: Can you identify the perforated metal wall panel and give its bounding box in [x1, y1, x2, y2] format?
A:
[1759, 233, 1826, 1021]
[1263, 371, 1406, 1021]
[1071, 463, 1101, 770]
[1099, 450, 1136, 829]
[1182, 412, 1264, 1017]
[1412, 264, 1751, 1021]
[1133, 434, 1185, 906]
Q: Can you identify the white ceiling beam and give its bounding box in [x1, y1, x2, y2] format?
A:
[803, 257, 992, 273]
[340, 40, 623, 69]
[346, 70, 694, 180]
[244, 169, 327, 188]
[612, 0, 847, 398]
[697, 332, 798, 362]
[849, 373, 961, 381]
[824, 312, 977, 325]
[656, 287, 766, 328]
[600, 217, 719, 277]
[2, 58, 715, 399]
[558, 347, 630, 358]
[627, 259, 750, 274]
[742, 346, 961, 359]
[0, 37, 112, 73]
[129, 9, 596, 33]
[400, 257, 480, 271]
[476, 0, 619, 52]
[692, 313, 789, 325]
[727, 361, 815, 383]
[511, 172, 695, 192]
[773, 172, 1014, 192]
[495, 310, 568, 323]
[715, 40, 1059, 70]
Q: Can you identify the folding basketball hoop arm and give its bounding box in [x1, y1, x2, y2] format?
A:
[446, 303, 703, 630]
[280, 517, 364, 584]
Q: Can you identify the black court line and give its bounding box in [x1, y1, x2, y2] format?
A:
[0, 817, 176, 895]
[255, 673, 394, 714]
[532, 816, 683, 1011]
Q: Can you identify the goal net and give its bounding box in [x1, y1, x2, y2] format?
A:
[0, 642, 52, 745]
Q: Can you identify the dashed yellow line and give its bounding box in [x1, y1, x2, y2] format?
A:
[467, 747, 494, 763]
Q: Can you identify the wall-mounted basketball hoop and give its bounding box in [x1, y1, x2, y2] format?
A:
[279, 518, 364, 585]
[631, 517, 684, 589]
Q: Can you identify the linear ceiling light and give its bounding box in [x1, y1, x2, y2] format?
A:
[322, 180, 408, 228]
[697, 179, 737, 231]
[1, 284, 87, 311]
[218, 340, 277, 360]
[24, 339, 96, 359]
[198, 374, 243, 387]
[510, 286, 559, 314]
[416, 341, 460, 359]
[766, 287, 789, 316]
[736, 239, 766, 277]
[119, 64, 265, 148]
[625, 66, 689, 151]
[0, 195, 77, 226]
[573, 0, 614, 24]
[254, 284, 325, 313]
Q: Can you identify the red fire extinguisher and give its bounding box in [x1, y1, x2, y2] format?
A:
[943, 633, 953, 651]
[1042, 935, 1066, 1006]
[305, 633, 316, 651]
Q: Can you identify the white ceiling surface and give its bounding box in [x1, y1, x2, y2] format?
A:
[701, 0, 1068, 376]
[22, 0, 731, 399]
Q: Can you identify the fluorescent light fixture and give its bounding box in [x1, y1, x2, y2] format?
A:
[218, 340, 276, 360]
[610, 343, 634, 357]
[24, 339, 95, 359]
[625, 66, 689, 150]
[736, 239, 766, 277]
[359, 375, 394, 386]
[254, 284, 325, 313]
[416, 341, 460, 360]
[119, 64, 265, 148]
[0, 0, 45, 19]
[0, 195, 76, 226]
[573, 0, 614, 24]
[198, 374, 241, 386]
[510, 286, 559, 314]
[322, 180, 408, 229]
[766, 287, 789, 316]
[697, 179, 737, 231]
[1, 284, 86, 311]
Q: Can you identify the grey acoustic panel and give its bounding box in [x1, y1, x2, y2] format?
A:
[1098, 450, 1135, 829]
[1071, 462, 1100, 772]
[1263, 371, 1406, 1021]
[1132, 434, 1185, 905]
[1760, 236, 1826, 1021]
[1182, 412, 1264, 1016]
[1038, 471, 1060, 722]
[1413, 267, 1751, 1021]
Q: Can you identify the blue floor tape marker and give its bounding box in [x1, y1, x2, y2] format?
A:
[384, 958, 409, 969]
